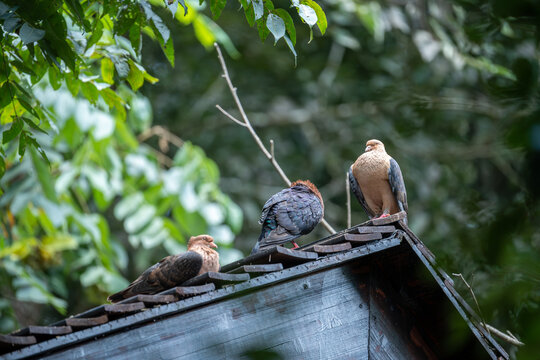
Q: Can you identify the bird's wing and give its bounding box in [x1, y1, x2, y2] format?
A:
[388, 158, 408, 213]
[117, 251, 203, 298]
[348, 166, 376, 218]
[260, 191, 322, 247]
[258, 188, 291, 224]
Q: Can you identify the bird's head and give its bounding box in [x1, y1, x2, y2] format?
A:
[188, 235, 217, 249]
[365, 139, 385, 153]
[291, 180, 324, 210]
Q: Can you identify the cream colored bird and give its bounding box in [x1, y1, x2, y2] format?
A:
[348, 139, 408, 222]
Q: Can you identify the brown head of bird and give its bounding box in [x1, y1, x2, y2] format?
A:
[188, 234, 218, 250]
[364, 139, 386, 153]
[188, 234, 219, 275]
[291, 179, 324, 212]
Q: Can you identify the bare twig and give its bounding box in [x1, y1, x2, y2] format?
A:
[485, 324, 524, 346]
[138, 125, 184, 150]
[452, 273, 524, 346]
[452, 273, 488, 331]
[214, 42, 336, 234]
[346, 171, 351, 228]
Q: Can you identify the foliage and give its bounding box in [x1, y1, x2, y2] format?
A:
[0, 0, 326, 180]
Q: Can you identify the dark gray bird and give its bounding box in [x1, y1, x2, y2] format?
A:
[107, 235, 219, 303]
[251, 180, 324, 255]
[349, 139, 408, 222]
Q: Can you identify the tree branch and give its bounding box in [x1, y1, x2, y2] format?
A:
[452, 273, 524, 347]
[214, 42, 336, 235]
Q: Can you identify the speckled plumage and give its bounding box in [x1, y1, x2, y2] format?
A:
[251, 180, 324, 255]
[349, 139, 408, 221]
[107, 235, 219, 303]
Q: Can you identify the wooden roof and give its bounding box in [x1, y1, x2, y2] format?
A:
[0, 213, 508, 359]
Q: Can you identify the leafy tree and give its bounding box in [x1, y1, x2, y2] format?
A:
[0, 0, 327, 332]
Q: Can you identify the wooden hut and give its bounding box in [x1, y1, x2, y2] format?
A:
[0, 213, 509, 359]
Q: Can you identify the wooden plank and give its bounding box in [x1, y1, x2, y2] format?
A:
[181, 272, 250, 287]
[370, 211, 407, 226]
[313, 242, 352, 254]
[12, 326, 72, 337]
[104, 303, 145, 314]
[220, 244, 318, 273]
[65, 315, 109, 328]
[344, 232, 382, 242]
[356, 225, 395, 234]
[5, 238, 402, 360]
[159, 283, 216, 298]
[119, 294, 176, 306]
[40, 266, 371, 360]
[227, 263, 284, 274]
[0, 334, 36, 346]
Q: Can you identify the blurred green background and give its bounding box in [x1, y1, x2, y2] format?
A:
[1, 0, 539, 358]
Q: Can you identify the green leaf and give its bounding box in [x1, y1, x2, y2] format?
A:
[161, 36, 175, 67]
[301, 0, 326, 34]
[0, 82, 11, 110]
[210, 0, 227, 20]
[140, 0, 170, 43]
[48, 67, 62, 90]
[19, 23, 45, 45]
[266, 13, 285, 44]
[126, 60, 144, 91]
[0, 155, 5, 179]
[297, 4, 317, 27]
[273, 9, 296, 45]
[241, 0, 255, 27]
[284, 34, 297, 66]
[80, 82, 99, 104]
[256, 16, 270, 42]
[2, 118, 23, 144]
[22, 117, 47, 134]
[87, 18, 104, 49]
[65, 74, 80, 96]
[101, 57, 115, 84]
[18, 131, 27, 158]
[252, 0, 264, 20]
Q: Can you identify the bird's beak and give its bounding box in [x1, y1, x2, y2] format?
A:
[365, 145, 371, 152]
[209, 242, 218, 249]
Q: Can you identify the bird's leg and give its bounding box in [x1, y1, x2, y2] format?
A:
[290, 241, 300, 249]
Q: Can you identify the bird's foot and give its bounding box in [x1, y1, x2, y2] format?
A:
[376, 214, 390, 219]
[291, 241, 300, 249]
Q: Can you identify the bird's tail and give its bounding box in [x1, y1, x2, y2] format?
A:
[250, 240, 260, 255]
[107, 288, 130, 303]
[250, 230, 268, 255]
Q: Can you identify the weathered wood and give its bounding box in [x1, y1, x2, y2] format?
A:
[181, 272, 250, 287]
[227, 263, 284, 274]
[74, 302, 145, 319]
[4, 238, 402, 360]
[159, 283, 216, 298]
[369, 270, 435, 360]
[220, 246, 318, 273]
[370, 211, 407, 225]
[313, 242, 352, 254]
[356, 225, 395, 234]
[12, 326, 72, 337]
[0, 334, 36, 346]
[344, 232, 383, 243]
[120, 294, 176, 306]
[41, 266, 371, 360]
[65, 315, 109, 328]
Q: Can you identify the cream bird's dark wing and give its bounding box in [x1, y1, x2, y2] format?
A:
[388, 158, 408, 214]
[107, 251, 203, 303]
[348, 167, 376, 218]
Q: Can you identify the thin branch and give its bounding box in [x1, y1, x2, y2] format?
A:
[270, 139, 275, 159]
[452, 273, 524, 346]
[346, 171, 351, 228]
[452, 273, 488, 332]
[214, 42, 336, 234]
[138, 125, 184, 149]
[215, 105, 247, 127]
[485, 324, 524, 346]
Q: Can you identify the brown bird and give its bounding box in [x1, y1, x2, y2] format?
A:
[251, 180, 324, 254]
[107, 235, 219, 303]
[349, 139, 408, 222]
